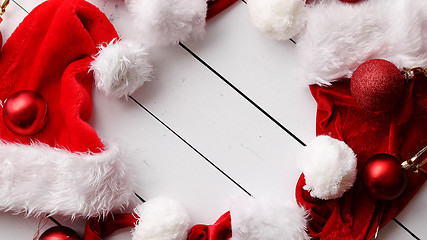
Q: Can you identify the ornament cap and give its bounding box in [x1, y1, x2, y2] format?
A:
[401, 146, 427, 174]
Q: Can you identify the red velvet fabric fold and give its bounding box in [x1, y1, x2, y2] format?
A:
[207, 0, 239, 20]
[187, 211, 232, 240]
[83, 213, 138, 240]
[296, 74, 427, 239]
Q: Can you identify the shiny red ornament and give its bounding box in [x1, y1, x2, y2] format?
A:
[39, 226, 81, 240]
[3, 90, 48, 136]
[351, 59, 404, 112]
[361, 153, 407, 201]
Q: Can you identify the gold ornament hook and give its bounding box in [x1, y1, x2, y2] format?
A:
[0, 0, 9, 23]
[0, 0, 9, 15]
[401, 146, 427, 175]
[404, 67, 427, 80]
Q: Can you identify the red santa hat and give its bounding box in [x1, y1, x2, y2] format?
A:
[243, 0, 427, 239]
[0, 0, 153, 218]
[294, 0, 427, 239]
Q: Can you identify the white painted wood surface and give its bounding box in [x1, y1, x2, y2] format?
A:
[0, 0, 424, 239]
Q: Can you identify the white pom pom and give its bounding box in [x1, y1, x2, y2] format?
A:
[247, 0, 307, 40]
[298, 135, 357, 200]
[132, 197, 190, 240]
[125, 0, 207, 47]
[90, 39, 152, 99]
[230, 195, 310, 240]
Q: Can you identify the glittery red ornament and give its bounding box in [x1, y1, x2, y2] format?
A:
[361, 153, 407, 201]
[3, 90, 48, 136]
[351, 59, 404, 112]
[39, 226, 81, 240]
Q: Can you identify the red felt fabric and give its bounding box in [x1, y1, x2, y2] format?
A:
[0, 0, 118, 153]
[83, 213, 137, 240]
[207, 0, 239, 20]
[296, 74, 427, 239]
[187, 211, 232, 240]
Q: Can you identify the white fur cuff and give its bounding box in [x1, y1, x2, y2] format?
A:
[230, 195, 310, 240]
[297, 0, 427, 85]
[0, 142, 137, 218]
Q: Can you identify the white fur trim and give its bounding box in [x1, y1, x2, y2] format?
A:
[247, 0, 306, 40]
[132, 197, 190, 240]
[230, 195, 310, 240]
[297, 135, 357, 200]
[90, 39, 153, 98]
[297, 0, 427, 85]
[125, 0, 207, 47]
[0, 142, 137, 218]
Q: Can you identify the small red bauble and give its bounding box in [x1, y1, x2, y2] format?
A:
[351, 59, 404, 112]
[3, 90, 48, 136]
[361, 153, 407, 201]
[39, 226, 81, 240]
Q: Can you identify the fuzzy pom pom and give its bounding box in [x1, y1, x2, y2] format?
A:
[297, 135, 357, 200]
[247, 0, 306, 40]
[230, 195, 309, 240]
[351, 59, 404, 112]
[125, 0, 207, 47]
[90, 39, 152, 99]
[132, 197, 190, 240]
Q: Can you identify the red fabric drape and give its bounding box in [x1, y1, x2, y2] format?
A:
[207, 0, 239, 20]
[83, 213, 137, 240]
[187, 212, 232, 240]
[296, 74, 427, 239]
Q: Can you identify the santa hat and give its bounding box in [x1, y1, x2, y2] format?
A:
[294, 0, 427, 239]
[243, 0, 427, 239]
[0, 0, 152, 218]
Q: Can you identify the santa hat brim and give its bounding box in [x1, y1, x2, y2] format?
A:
[297, 0, 427, 85]
[230, 195, 310, 240]
[0, 142, 137, 218]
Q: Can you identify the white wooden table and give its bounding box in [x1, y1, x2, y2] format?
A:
[0, 0, 425, 239]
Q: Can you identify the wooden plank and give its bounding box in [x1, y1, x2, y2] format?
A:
[91, 90, 248, 224]
[394, 184, 427, 238]
[183, 1, 317, 144]
[377, 219, 420, 240]
[132, 42, 305, 200]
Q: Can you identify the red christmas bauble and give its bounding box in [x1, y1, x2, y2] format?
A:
[361, 153, 407, 201]
[39, 226, 81, 240]
[3, 90, 48, 136]
[351, 59, 404, 112]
